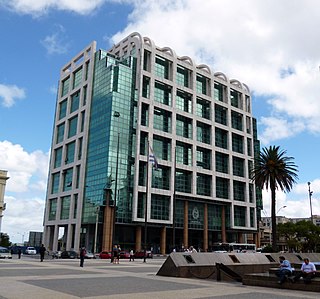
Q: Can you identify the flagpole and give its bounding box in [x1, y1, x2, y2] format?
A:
[143, 141, 150, 263]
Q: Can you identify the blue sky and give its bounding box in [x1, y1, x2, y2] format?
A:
[1, 0, 320, 243]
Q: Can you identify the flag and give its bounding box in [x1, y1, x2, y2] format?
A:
[149, 146, 158, 170]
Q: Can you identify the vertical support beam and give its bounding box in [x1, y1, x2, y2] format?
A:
[238, 232, 244, 243]
[221, 205, 226, 243]
[160, 226, 166, 254]
[102, 189, 114, 251]
[203, 203, 208, 252]
[183, 201, 188, 249]
[135, 226, 142, 252]
[53, 224, 59, 251]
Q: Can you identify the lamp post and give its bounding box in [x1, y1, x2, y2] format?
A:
[93, 206, 99, 254]
[308, 182, 313, 224]
[276, 205, 287, 215]
[112, 111, 120, 253]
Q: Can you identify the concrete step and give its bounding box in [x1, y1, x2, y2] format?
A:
[243, 272, 320, 292]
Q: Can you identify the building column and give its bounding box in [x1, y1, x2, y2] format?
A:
[221, 205, 226, 243]
[203, 203, 208, 252]
[238, 233, 244, 243]
[135, 226, 142, 252]
[53, 225, 59, 251]
[66, 224, 73, 250]
[183, 201, 188, 249]
[160, 226, 166, 254]
[102, 189, 114, 251]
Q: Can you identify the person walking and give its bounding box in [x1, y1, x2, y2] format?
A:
[290, 258, 316, 284]
[18, 247, 22, 259]
[275, 256, 293, 284]
[39, 244, 46, 262]
[129, 249, 134, 262]
[79, 247, 86, 267]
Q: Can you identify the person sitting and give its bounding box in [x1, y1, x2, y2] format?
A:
[290, 258, 316, 284]
[275, 256, 293, 284]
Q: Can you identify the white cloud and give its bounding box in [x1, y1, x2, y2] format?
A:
[111, 0, 320, 145]
[0, 84, 25, 107]
[0, 0, 107, 16]
[0, 141, 49, 193]
[2, 195, 45, 244]
[40, 24, 69, 55]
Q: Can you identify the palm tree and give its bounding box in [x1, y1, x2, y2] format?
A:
[252, 146, 298, 252]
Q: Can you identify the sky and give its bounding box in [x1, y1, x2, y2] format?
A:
[1, 0, 320, 244]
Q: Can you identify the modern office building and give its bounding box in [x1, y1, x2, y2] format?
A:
[43, 32, 261, 254]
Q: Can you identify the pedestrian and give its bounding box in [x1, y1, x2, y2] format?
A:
[129, 249, 134, 261]
[275, 256, 293, 284]
[112, 244, 118, 264]
[39, 244, 46, 262]
[80, 247, 86, 267]
[116, 245, 121, 264]
[290, 258, 316, 284]
[18, 247, 22, 259]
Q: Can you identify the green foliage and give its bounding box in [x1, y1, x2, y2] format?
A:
[277, 221, 320, 252]
[0, 233, 11, 247]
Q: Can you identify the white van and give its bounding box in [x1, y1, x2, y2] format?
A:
[0, 246, 12, 259]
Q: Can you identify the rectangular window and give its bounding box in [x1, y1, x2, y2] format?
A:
[82, 85, 87, 106]
[142, 76, 150, 99]
[154, 82, 172, 106]
[234, 206, 246, 226]
[141, 103, 149, 126]
[153, 108, 171, 133]
[245, 95, 251, 113]
[231, 111, 243, 131]
[208, 205, 222, 230]
[246, 116, 251, 133]
[215, 128, 228, 149]
[137, 192, 145, 218]
[152, 166, 170, 190]
[196, 74, 208, 95]
[138, 161, 147, 186]
[65, 141, 76, 164]
[54, 147, 63, 168]
[153, 136, 171, 161]
[196, 147, 211, 170]
[143, 50, 151, 72]
[70, 91, 80, 113]
[250, 207, 255, 227]
[78, 137, 83, 160]
[196, 173, 211, 196]
[214, 82, 226, 102]
[176, 65, 189, 87]
[176, 90, 192, 113]
[215, 152, 229, 174]
[176, 115, 192, 139]
[49, 198, 57, 221]
[197, 122, 211, 144]
[155, 55, 170, 79]
[51, 173, 60, 194]
[230, 89, 242, 109]
[233, 180, 246, 201]
[68, 116, 78, 138]
[175, 170, 192, 193]
[61, 77, 70, 97]
[73, 194, 78, 218]
[59, 100, 67, 120]
[151, 194, 170, 220]
[233, 156, 245, 177]
[176, 142, 192, 166]
[60, 196, 71, 220]
[85, 61, 90, 80]
[56, 123, 65, 144]
[196, 98, 211, 120]
[73, 67, 83, 89]
[247, 138, 252, 156]
[216, 177, 229, 199]
[249, 183, 254, 203]
[232, 133, 244, 154]
[62, 168, 73, 192]
[215, 104, 227, 125]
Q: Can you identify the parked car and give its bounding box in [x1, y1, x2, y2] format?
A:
[99, 251, 112, 259]
[134, 250, 153, 259]
[51, 251, 62, 259]
[85, 251, 95, 259]
[0, 246, 12, 259]
[60, 250, 78, 259]
[25, 247, 37, 255]
[119, 251, 130, 259]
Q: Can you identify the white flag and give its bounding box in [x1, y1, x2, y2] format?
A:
[149, 146, 158, 170]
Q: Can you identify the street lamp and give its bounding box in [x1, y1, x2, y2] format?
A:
[308, 182, 313, 223]
[112, 111, 120, 253]
[93, 206, 99, 254]
[276, 205, 287, 215]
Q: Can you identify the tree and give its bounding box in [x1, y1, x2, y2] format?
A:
[0, 233, 11, 247]
[252, 146, 298, 252]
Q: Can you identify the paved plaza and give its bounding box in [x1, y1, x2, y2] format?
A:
[0, 255, 319, 299]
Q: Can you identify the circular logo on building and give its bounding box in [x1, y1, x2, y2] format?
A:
[192, 207, 199, 220]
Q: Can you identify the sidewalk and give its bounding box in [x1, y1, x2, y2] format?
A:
[0, 256, 319, 299]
